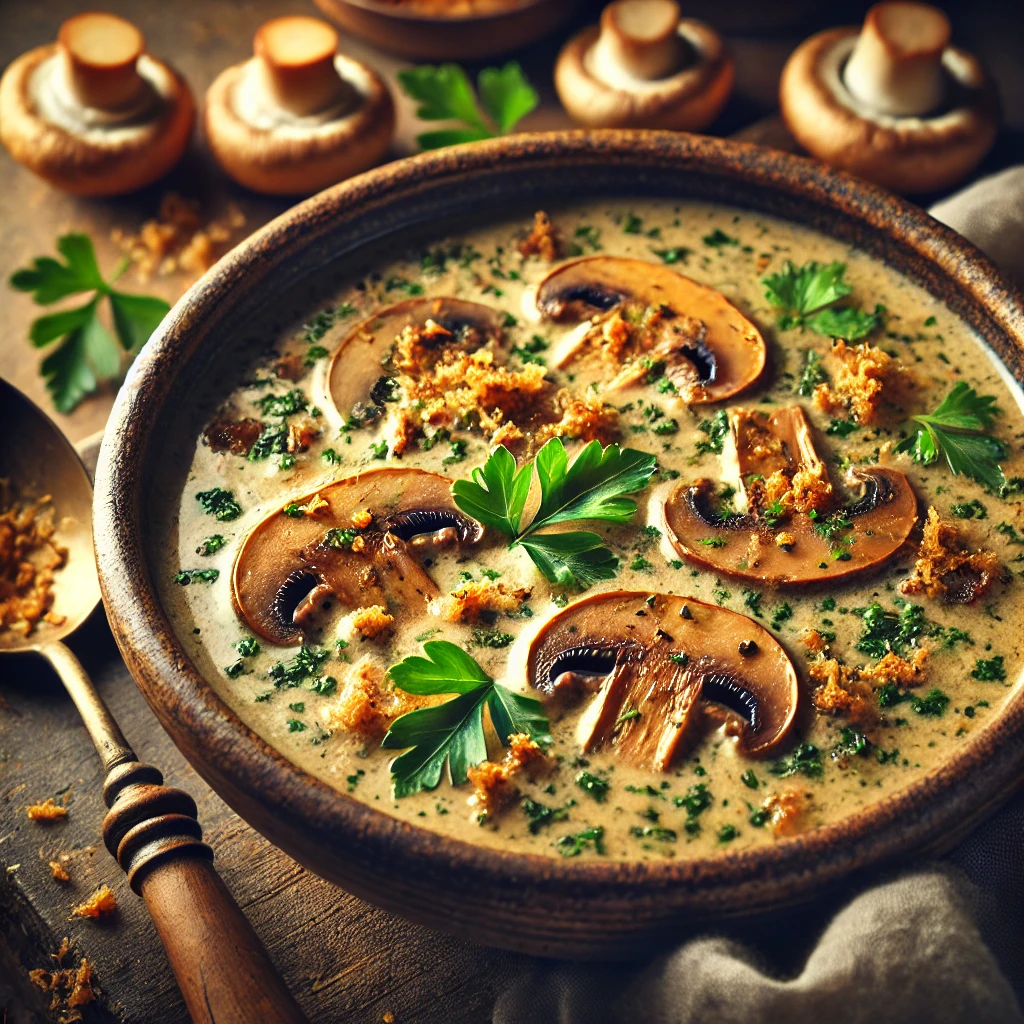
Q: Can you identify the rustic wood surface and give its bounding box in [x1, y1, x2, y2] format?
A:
[2, 2, 1023, 1021]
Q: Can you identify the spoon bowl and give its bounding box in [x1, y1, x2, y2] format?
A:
[0, 378, 98, 653]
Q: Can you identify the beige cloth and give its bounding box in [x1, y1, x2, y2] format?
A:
[493, 169, 1024, 1024]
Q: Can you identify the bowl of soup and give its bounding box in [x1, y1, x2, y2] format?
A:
[94, 131, 1024, 958]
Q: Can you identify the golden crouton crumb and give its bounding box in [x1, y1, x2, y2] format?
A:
[808, 656, 875, 723]
[287, 420, 321, 453]
[860, 648, 929, 687]
[292, 492, 329, 517]
[517, 210, 561, 261]
[750, 463, 832, 518]
[1, 493, 68, 639]
[27, 797, 68, 822]
[351, 508, 373, 529]
[763, 788, 813, 837]
[532, 389, 620, 448]
[50, 860, 71, 883]
[799, 628, 829, 654]
[900, 507, 1001, 602]
[349, 605, 395, 639]
[71, 885, 117, 919]
[813, 340, 901, 425]
[431, 580, 530, 622]
[776, 531, 796, 548]
[324, 657, 419, 737]
[467, 733, 547, 817]
[383, 1014, 395, 1024]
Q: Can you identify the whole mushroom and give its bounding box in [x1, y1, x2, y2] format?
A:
[0, 13, 194, 196]
[779, 1, 998, 194]
[204, 16, 394, 195]
[555, 0, 734, 130]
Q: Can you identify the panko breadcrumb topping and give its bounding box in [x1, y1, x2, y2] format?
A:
[430, 580, 530, 622]
[324, 657, 422, 737]
[467, 733, 547, 817]
[517, 210, 561, 262]
[71, 884, 117, 919]
[27, 797, 68, 822]
[900, 507, 1002, 602]
[813, 339, 903, 425]
[349, 605, 395, 640]
[809, 648, 929, 723]
[1, 493, 67, 638]
[762, 788, 813, 836]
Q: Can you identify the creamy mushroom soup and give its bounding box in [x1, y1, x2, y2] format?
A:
[158, 201, 1024, 860]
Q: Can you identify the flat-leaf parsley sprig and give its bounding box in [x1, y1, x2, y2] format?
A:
[397, 62, 537, 151]
[10, 233, 170, 412]
[762, 260, 881, 341]
[894, 382, 1008, 492]
[381, 641, 551, 798]
[451, 437, 658, 588]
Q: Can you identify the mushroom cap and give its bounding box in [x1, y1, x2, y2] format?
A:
[0, 41, 194, 197]
[323, 297, 508, 429]
[232, 468, 482, 645]
[555, 11, 733, 130]
[664, 466, 917, 586]
[203, 38, 394, 196]
[779, 21, 998, 194]
[535, 255, 766, 404]
[526, 590, 798, 760]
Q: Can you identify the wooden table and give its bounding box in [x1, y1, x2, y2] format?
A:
[2, 3, 1022, 1021]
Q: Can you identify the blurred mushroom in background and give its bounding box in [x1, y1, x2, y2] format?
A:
[779, 1, 999, 194]
[0, 12, 194, 196]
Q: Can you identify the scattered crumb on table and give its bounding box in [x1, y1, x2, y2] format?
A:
[71, 884, 117, 919]
[26, 797, 68, 821]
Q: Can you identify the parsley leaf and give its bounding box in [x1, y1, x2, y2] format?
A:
[452, 438, 657, 588]
[763, 260, 879, 340]
[382, 641, 550, 797]
[10, 233, 170, 412]
[894, 383, 1007, 491]
[397, 62, 537, 151]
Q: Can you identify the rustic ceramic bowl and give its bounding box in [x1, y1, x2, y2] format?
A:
[94, 131, 1024, 959]
[312, 0, 581, 60]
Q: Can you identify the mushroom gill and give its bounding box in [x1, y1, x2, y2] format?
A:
[232, 468, 483, 645]
[526, 591, 798, 770]
[663, 404, 917, 585]
[535, 255, 765, 404]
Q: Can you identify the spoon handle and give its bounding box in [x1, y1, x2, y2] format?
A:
[40, 642, 309, 1024]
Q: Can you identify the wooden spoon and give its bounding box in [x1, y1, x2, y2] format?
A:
[0, 379, 308, 1024]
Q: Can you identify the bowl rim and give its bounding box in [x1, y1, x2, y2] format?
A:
[320, 0, 549, 24]
[94, 129, 1024, 923]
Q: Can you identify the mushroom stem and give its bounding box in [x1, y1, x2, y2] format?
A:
[253, 16, 352, 118]
[843, 2, 950, 117]
[592, 0, 689, 81]
[57, 13, 147, 111]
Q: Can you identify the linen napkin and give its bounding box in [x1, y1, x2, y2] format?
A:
[493, 168, 1024, 1024]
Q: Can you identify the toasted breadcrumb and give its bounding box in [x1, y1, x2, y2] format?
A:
[517, 211, 561, 261]
[532, 389, 619, 447]
[50, 860, 71, 883]
[324, 657, 418, 736]
[430, 580, 530, 622]
[1, 493, 68, 638]
[813, 340, 901, 425]
[349, 605, 395, 639]
[467, 733, 547, 817]
[763, 788, 813, 836]
[351, 508, 373, 529]
[71, 885, 117, 919]
[27, 797, 68, 822]
[809, 657, 875, 723]
[799, 628, 829, 654]
[293, 492, 329, 517]
[776, 531, 796, 548]
[861, 649, 929, 687]
[900, 507, 1001, 602]
[287, 420, 321, 453]
[111, 192, 245, 281]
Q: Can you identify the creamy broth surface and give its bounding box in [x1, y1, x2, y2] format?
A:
[159, 200, 1024, 860]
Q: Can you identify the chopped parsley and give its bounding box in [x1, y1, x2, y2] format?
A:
[575, 771, 610, 802]
[522, 797, 572, 834]
[196, 488, 242, 522]
[769, 743, 823, 779]
[470, 628, 515, 648]
[196, 534, 226, 556]
[554, 826, 606, 857]
[174, 568, 219, 585]
[695, 410, 729, 456]
[972, 656, 1006, 682]
[269, 646, 331, 689]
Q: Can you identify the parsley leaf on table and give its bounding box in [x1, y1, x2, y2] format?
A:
[452, 438, 657, 588]
[382, 641, 551, 798]
[10, 233, 170, 412]
[893, 382, 1008, 491]
[762, 260, 880, 341]
[397, 62, 537, 151]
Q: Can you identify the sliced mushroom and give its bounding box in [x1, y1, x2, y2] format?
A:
[325, 297, 508, 430]
[535, 256, 765, 404]
[779, 2, 998, 194]
[526, 591, 798, 769]
[664, 405, 917, 585]
[232, 468, 482, 645]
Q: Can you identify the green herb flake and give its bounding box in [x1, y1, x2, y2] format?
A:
[174, 568, 220, 585]
[971, 656, 1006, 682]
[554, 825, 606, 858]
[770, 743, 823, 779]
[575, 771, 610, 802]
[196, 534, 226, 556]
[196, 488, 242, 522]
